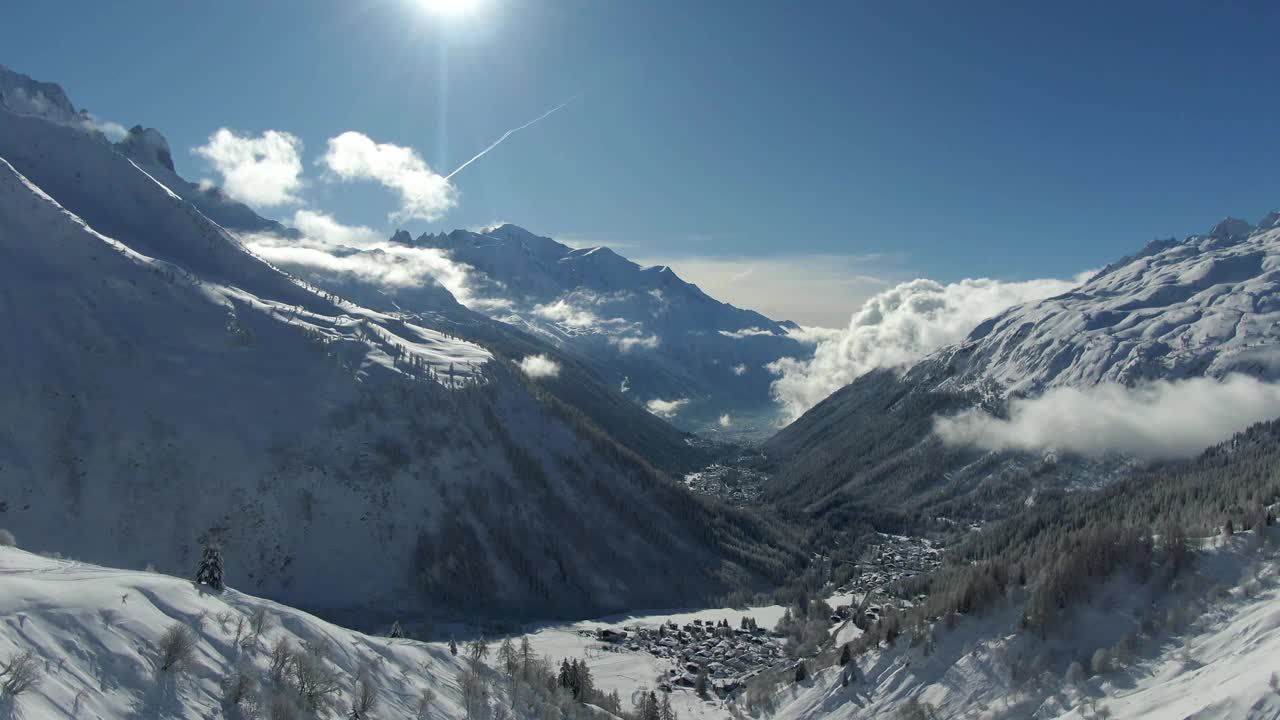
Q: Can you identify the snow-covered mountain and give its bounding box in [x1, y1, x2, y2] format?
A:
[934, 215, 1280, 395]
[764, 214, 1280, 521]
[0, 65, 797, 621]
[268, 224, 814, 432]
[764, 529, 1280, 720]
[0, 545, 485, 719]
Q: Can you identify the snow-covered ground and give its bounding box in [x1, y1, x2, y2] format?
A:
[0, 65, 778, 621]
[0, 545, 472, 719]
[0, 543, 862, 720]
[519, 593, 860, 720]
[766, 530, 1280, 720]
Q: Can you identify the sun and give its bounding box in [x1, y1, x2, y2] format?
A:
[419, 0, 479, 17]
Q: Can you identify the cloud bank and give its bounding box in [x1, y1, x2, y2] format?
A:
[646, 398, 688, 418]
[321, 132, 456, 222]
[935, 374, 1280, 460]
[638, 253, 892, 328]
[611, 335, 661, 353]
[194, 129, 304, 207]
[518, 354, 561, 379]
[769, 274, 1088, 421]
[242, 211, 478, 301]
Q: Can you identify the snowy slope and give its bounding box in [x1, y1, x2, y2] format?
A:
[271, 224, 814, 431]
[0, 70, 793, 620]
[766, 531, 1280, 720]
[765, 215, 1280, 519]
[938, 216, 1280, 395]
[0, 545, 476, 719]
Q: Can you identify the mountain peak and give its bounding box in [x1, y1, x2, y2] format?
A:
[0, 64, 82, 127]
[1208, 216, 1254, 240]
[114, 125, 175, 172]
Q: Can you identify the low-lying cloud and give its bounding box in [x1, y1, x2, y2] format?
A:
[321, 131, 456, 223]
[768, 273, 1088, 421]
[646, 398, 689, 418]
[935, 374, 1280, 460]
[242, 211, 478, 301]
[518, 354, 561, 379]
[719, 327, 777, 339]
[194, 129, 304, 207]
[611, 335, 661, 352]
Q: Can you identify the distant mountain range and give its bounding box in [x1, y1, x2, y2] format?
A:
[764, 212, 1280, 526]
[0, 63, 800, 619]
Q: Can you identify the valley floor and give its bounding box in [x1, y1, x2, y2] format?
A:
[4, 536, 1279, 720]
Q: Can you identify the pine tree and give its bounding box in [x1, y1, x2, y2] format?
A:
[794, 662, 808, 683]
[498, 637, 518, 677]
[195, 543, 224, 592]
[839, 643, 851, 666]
[389, 621, 404, 639]
[518, 636, 533, 676]
[450, 638, 458, 656]
[659, 692, 677, 720]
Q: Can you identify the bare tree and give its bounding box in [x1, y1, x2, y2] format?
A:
[291, 641, 343, 713]
[269, 638, 295, 683]
[416, 688, 436, 719]
[156, 623, 197, 673]
[348, 667, 378, 719]
[0, 650, 42, 699]
[222, 661, 259, 710]
[269, 693, 303, 720]
[249, 605, 274, 646]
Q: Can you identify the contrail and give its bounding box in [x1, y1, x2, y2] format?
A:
[444, 94, 582, 180]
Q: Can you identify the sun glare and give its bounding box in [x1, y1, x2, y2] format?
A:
[419, 0, 478, 17]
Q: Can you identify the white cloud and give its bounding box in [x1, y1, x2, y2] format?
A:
[634, 253, 893, 328]
[518, 354, 561, 379]
[534, 300, 602, 329]
[768, 273, 1088, 421]
[321, 131, 456, 222]
[194, 128, 304, 207]
[646, 398, 689, 418]
[784, 325, 843, 345]
[731, 363, 748, 376]
[935, 374, 1280, 460]
[290, 209, 383, 248]
[718, 413, 733, 428]
[83, 114, 128, 142]
[241, 211, 479, 301]
[719, 327, 777, 339]
[620, 377, 630, 393]
[610, 335, 661, 352]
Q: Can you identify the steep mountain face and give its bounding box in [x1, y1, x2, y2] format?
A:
[327, 225, 812, 432]
[0, 69, 799, 620]
[938, 216, 1280, 395]
[765, 217, 1280, 523]
[103, 109, 704, 480]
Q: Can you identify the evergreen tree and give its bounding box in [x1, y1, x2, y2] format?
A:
[389, 621, 404, 639]
[195, 543, 224, 592]
[498, 637, 518, 676]
[659, 692, 677, 720]
[519, 636, 534, 676]
[839, 643, 852, 666]
[449, 638, 458, 656]
[794, 662, 808, 683]
[468, 635, 489, 663]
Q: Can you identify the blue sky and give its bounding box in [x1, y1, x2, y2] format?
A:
[5, 1, 1280, 325]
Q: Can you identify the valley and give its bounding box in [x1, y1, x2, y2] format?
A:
[4, 7, 1280, 717]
